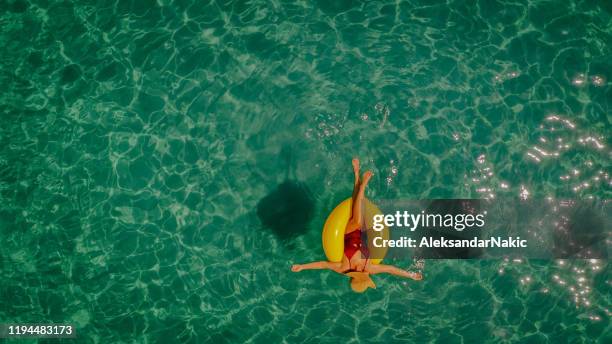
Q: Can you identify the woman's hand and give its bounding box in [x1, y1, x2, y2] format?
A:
[291, 264, 303, 272]
[411, 272, 423, 281]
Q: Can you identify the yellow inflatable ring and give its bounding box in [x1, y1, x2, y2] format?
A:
[322, 198, 389, 264]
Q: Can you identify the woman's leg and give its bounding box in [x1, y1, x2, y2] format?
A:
[346, 159, 361, 234]
[351, 158, 360, 200]
[346, 158, 362, 234]
[347, 170, 373, 233]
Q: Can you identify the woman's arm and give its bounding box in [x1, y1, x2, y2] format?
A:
[291, 261, 342, 272]
[367, 264, 423, 280]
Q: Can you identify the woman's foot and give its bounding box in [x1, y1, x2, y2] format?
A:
[362, 171, 373, 185]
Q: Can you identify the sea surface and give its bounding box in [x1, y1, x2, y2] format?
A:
[0, 0, 610, 343]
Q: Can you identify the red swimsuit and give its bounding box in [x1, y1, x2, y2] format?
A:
[344, 230, 369, 259]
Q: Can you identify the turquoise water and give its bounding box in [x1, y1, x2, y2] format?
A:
[1, 0, 610, 343]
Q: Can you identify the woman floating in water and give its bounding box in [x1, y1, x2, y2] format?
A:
[291, 158, 422, 292]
